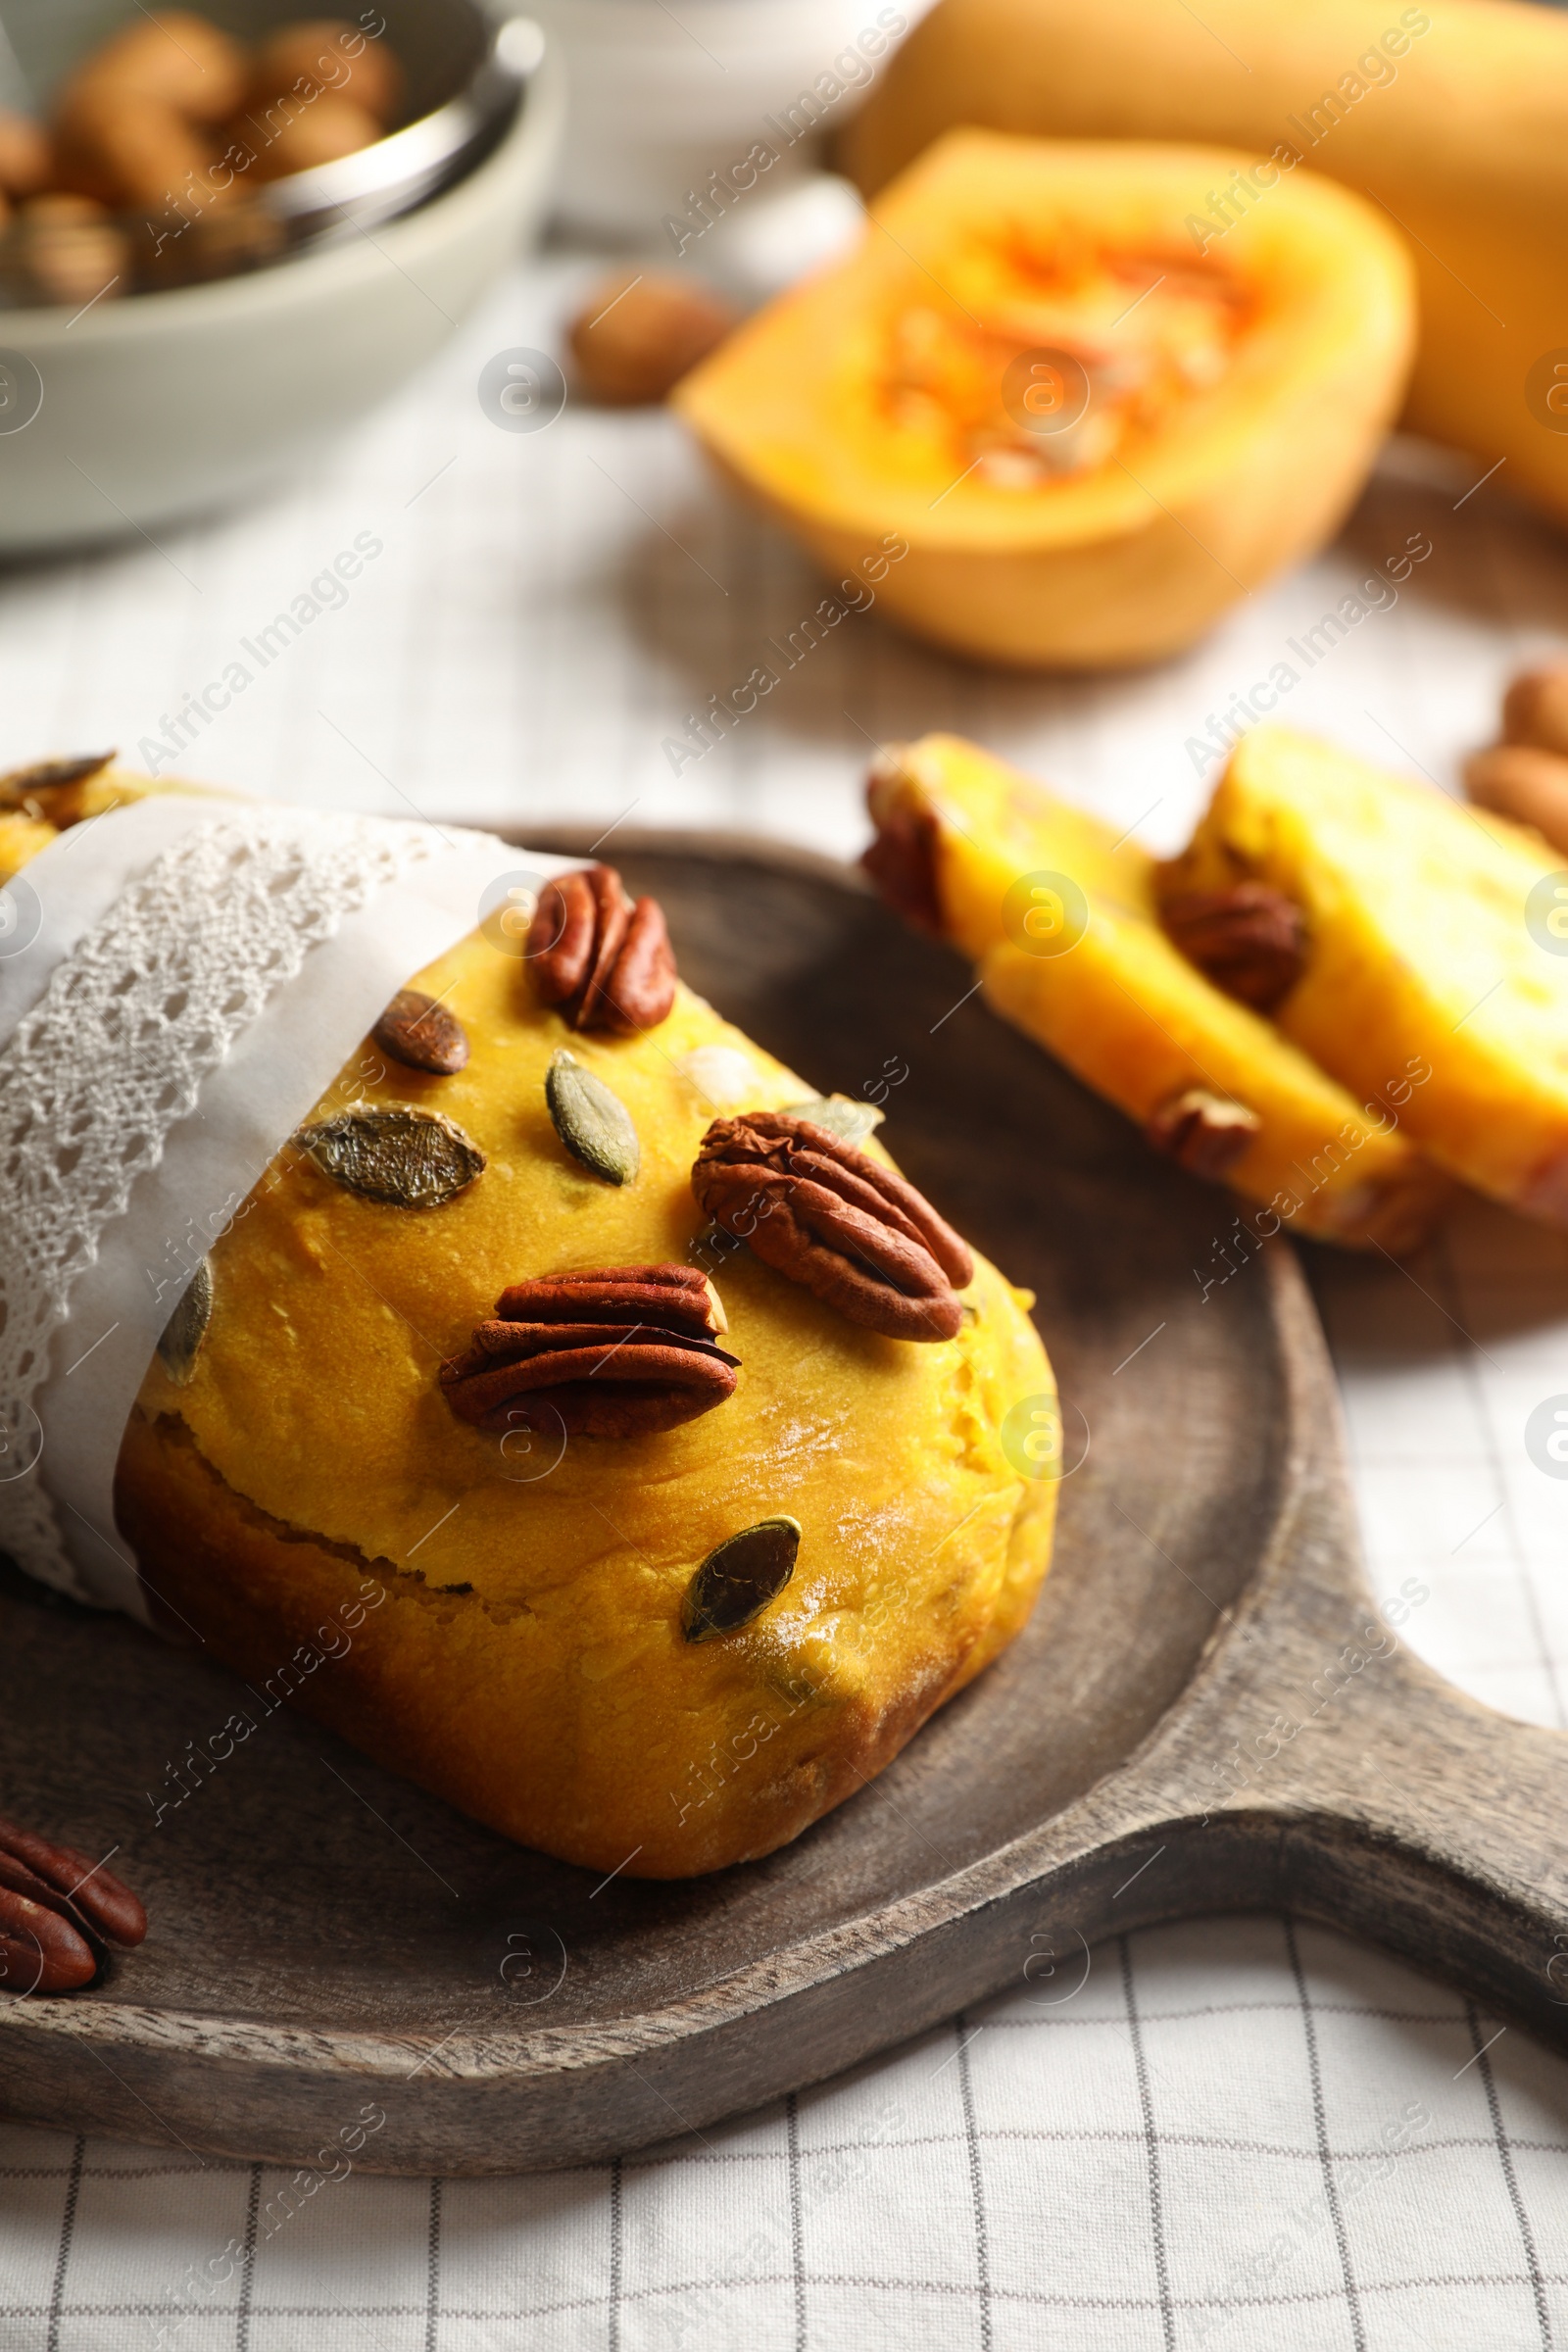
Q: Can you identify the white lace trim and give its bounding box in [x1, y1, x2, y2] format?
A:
[0, 809, 445, 1599]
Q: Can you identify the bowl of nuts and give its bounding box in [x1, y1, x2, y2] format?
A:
[0, 1, 561, 554]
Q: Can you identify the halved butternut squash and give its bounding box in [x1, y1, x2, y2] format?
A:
[674, 131, 1414, 669]
[844, 0, 1568, 532]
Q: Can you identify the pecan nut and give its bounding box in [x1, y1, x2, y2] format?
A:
[0, 751, 117, 830]
[1160, 883, 1306, 1011]
[692, 1112, 973, 1343]
[1146, 1088, 1261, 1180]
[0, 1813, 147, 1996]
[440, 1263, 737, 1438]
[860, 748, 945, 936]
[528, 863, 676, 1033]
[373, 988, 469, 1076]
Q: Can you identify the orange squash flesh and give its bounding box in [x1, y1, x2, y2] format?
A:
[841, 0, 1568, 535]
[675, 131, 1414, 669]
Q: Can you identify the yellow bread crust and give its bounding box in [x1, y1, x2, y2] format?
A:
[1166, 725, 1568, 1218]
[0, 808, 60, 877]
[117, 923, 1055, 1876]
[877, 733, 1446, 1249]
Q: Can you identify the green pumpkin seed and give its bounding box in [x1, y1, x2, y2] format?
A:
[682, 1516, 801, 1643]
[295, 1105, 485, 1208]
[546, 1050, 639, 1186]
[784, 1096, 884, 1150]
[156, 1256, 213, 1384]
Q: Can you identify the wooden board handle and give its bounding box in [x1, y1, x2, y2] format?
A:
[1160, 1642, 1568, 2038]
[1068, 1252, 1568, 2040]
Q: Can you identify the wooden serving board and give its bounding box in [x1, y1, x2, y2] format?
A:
[1, 832, 1564, 2175]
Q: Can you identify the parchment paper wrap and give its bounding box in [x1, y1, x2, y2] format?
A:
[0, 790, 569, 1620]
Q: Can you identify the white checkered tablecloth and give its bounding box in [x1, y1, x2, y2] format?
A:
[1, 256, 1566, 2351]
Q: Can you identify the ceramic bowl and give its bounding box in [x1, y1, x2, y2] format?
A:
[0, 7, 562, 555]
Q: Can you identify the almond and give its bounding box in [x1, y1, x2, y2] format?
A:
[1501, 663, 1568, 760]
[247, 23, 404, 124]
[231, 93, 380, 181]
[1463, 742, 1568, 858]
[568, 272, 738, 407]
[0, 112, 52, 201]
[56, 12, 247, 123]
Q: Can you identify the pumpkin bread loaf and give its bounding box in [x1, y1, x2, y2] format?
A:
[10, 822, 1058, 1879]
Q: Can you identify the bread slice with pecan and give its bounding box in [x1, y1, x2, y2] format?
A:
[863, 733, 1448, 1252]
[1165, 722, 1568, 1225]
